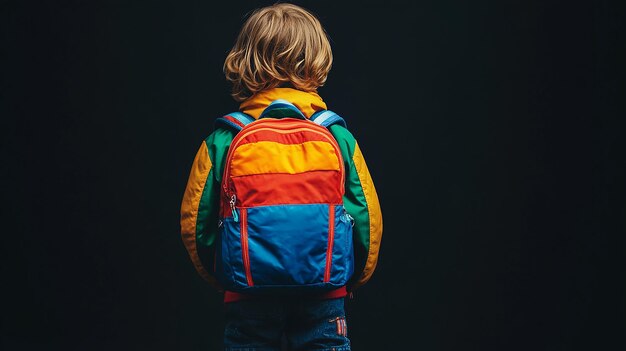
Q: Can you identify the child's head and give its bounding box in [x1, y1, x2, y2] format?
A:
[224, 3, 333, 101]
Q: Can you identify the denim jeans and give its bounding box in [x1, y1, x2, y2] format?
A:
[223, 297, 351, 351]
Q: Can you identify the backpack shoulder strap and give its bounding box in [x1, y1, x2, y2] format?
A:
[214, 111, 255, 132]
[310, 110, 347, 129]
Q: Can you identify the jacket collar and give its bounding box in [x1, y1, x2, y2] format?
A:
[239, 88, 327, 119]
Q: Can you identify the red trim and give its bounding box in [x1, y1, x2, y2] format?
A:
[224, 115, 245, 128]
[240, 209, 253, 286]
[321, 286, 348, 299]
[223, 291, 255, 303]
[223, 286, 348, 303]
[324, 205, 336, 282]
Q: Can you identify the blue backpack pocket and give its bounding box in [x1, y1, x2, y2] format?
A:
[216, 203, 354, 294]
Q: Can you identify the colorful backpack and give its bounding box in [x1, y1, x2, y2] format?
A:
[213, 99, 354, 294]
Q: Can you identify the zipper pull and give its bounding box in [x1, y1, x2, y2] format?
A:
[342, 208, 354, 227]
[347, 213, 354, 227]
[230, 194, 239, 222]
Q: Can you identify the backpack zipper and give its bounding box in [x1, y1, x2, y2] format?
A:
[240, 208, 253, 286]
[324, 204, 336, 282]
[229, 194, 239, 222]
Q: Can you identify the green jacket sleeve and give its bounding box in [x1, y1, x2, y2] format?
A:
[330, 125, 384, 291]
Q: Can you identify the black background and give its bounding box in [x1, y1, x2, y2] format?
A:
[2, 0, 625, 350]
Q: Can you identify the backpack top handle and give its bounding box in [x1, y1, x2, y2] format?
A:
[259, 99, 307, 120]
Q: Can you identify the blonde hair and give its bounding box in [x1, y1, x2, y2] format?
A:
[223, 3, 333, 102]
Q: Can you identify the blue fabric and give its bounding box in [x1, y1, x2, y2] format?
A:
[223, 297, 351, 351]
[228, 112, 256, 125]
[310, 110, 347, 128]
[216, 204, 354, 294]
[214, 117, 244, 132]
[332, 207, 355, 285]
[216, 216, 247, 288]
[214, 112, 255, 132]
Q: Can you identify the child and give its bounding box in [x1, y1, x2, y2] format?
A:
[180, 3, 382, 350]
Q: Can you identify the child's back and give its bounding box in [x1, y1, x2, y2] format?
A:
[180, 4, 382, 350]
